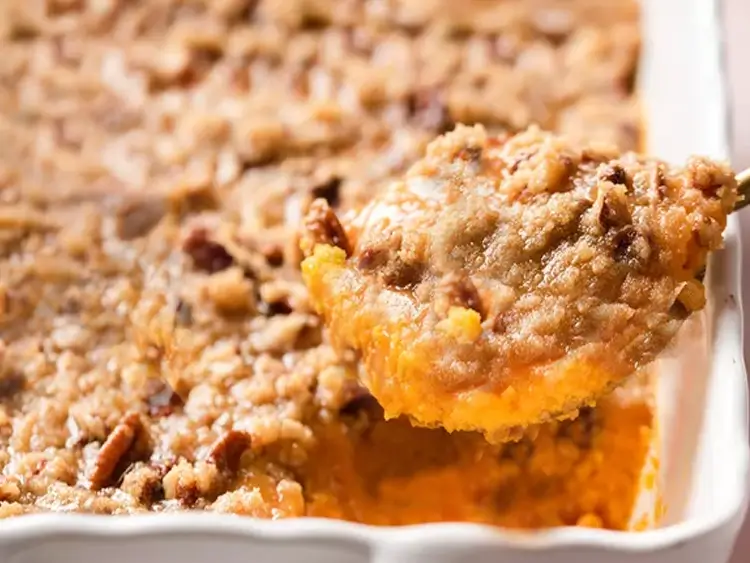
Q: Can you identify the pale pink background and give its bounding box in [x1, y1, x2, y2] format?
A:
[724, 0, 748, 561]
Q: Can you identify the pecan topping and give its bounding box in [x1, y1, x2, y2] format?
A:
[208, 430, 253, 472]
[120, 462, 169, 506]
[174, 299, 193, 327]
[145, 379, 183, 418]
[175, 480, 200, 507]
[435, 272, 484, 319]
[456, 146, 483, 164]
[507, 148, 537, 174]
[357, 246, 389, 271]
[115, 196, 166, 240]
[597, 191, 631, 230]
[88, 412, 150, 490]
[182, 227, 235, 273]
[138, 471, 166, 505]
[599, 164, 628, 186]
[407, 88, 454, 134]
[0, 370, 25, 402]
[260, 243, 285, 267]
[381, 258, 425, 289]
[310, 176, 342, 207]
[357, 232, 402, 272]
[611, 226, 651, 267]
[300, 198, 352, 257]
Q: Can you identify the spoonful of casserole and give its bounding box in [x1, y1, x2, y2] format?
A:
[299, 124, 740, 443]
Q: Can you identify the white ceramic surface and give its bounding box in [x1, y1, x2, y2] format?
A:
[0, 0, 747, 561]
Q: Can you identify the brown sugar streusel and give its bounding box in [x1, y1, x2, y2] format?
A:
[301, 124, 736, 442]
[1, 0, 652, 529]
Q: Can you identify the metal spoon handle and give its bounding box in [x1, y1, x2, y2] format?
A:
[735, 168, 750, 211]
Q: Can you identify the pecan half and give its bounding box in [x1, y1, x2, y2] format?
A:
[208, 430, 253, 472]
[182, 227, 235, 273]
[88, 412, 150, 490]
[300, 199, 352, 257]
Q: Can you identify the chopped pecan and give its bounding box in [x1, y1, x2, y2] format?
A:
[88, 412, 151, 490]
[611, 226, 651, 267]
[597, 191, 631, 230]
[300, 199, 352, 257]
[175, 481, 199, 507]
[435, 272, 484, 319]
[507, 148, 537, 174]
[120, 462, 168, 506]
[115, 196, 166, 240]
[139, 474, 166, 505]
[258, 280, 308, 316]
[260, 242, 284, 267]
[381, 258, 425, 290]
[174, 299, 193, 327]
[456, 146, 483, 164]
[652, 166, 668, 199]
[145, 379, 183, 418]
[358, 231, 425, 289]
[310, 176, 342, 207]
[407, 89, 454, 134]
[357, 231, 402, 272]
[182, 227, 235, 273]
[208, 430, 253, 472]
[162, 461, 213, 507]
[598, 164, 628, 186]
[357, 246, 389, 271]
[0, 370, 24, 402]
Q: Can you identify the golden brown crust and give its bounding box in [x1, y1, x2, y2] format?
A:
[302, 125, 736, 440]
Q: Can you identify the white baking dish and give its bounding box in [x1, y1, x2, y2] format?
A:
[0, 0, 747, 561]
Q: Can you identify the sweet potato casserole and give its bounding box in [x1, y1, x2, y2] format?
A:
[0, 0, 659, 528]
[301, 124, 733, 442]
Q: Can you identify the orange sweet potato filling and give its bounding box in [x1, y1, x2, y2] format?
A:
[303, 383, 653, 529]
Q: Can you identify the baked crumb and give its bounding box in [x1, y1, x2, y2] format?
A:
[301, 125, 736, 441]
[0, 0, 653, 530]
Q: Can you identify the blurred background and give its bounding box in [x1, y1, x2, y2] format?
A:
[725, 0, 749, 560]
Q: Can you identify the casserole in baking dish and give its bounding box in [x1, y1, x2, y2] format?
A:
[0, 0, 746, 561]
